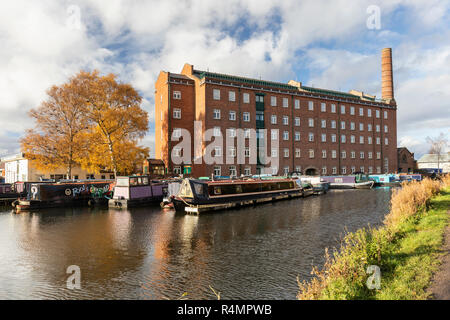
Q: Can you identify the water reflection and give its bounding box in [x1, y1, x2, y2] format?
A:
[0, 188, 393, 299]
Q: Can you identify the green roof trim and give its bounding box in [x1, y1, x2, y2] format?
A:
[193, 69, 387, 105]
[194, 70, 297, 90]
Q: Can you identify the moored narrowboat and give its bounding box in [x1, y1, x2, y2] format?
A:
[320, 175, 374, 189]
[369, 174, 401, 187]
[108, 176, 167, 209]
[171, 178, 304, 214]
[14, 181, 114, 211]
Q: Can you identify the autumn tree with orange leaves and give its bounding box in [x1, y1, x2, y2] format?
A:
[21, 75, 89, 179]
[21, 70, 149, 178]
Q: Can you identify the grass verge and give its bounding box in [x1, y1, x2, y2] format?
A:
[297, 176, 450, 300]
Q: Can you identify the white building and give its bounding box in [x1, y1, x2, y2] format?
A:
[417, 152, 450, 173]
[1, 153, 114, 183]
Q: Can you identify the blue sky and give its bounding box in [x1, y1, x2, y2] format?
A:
[0, 0, 449, 159]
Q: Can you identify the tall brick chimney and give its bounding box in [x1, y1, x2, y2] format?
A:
[381, 48, 394, 101]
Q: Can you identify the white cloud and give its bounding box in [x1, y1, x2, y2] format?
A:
[0, 0, 449, 160]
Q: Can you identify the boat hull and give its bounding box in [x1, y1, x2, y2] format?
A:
[329, 181, 374, 189]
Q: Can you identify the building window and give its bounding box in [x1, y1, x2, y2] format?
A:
[283, 98, 288, 108]
[295, 117, 301, 126]
[360, 136, 364, 144]
[321, 133, 326, 142]
[256, 95, 264, 103]
[368, 124, 372, 131]
[351, 151, 356, 159]
[283, 131, 289, 140]
[350, 135, 355, 143]
[295, 149, 301, 158]
[295, 166, 301, 173]
[309, 149, 315, 158]
[229, 166, 237, 176]
[377, 152, 381, 159]
[342, 167, 347, 174]
[228, 147, 236, 157]
[376, 137, 381, 145]
[360, 151, 365, 159]
[271, 149, 277, 157]
[332, 150, 337, 158]
[384, 111, 388, 119]
[377, 166, 381, 173]
[308, 133, 314, 142]
[172, 128, 182, 139]
[295, 132, 301, 141]
[229, 111, 236, 121]
[213, 109, 221, 119]
[322, 167, 327, 174]
[284, 149, 289, 158]
[173, 108, 181, 119]
[271, 115, 277, 124]
[368, 152, 373, 159]
[244, 167, 251, 175]
[350, 106, 355, 115]
[322, 150, 327, 158]
[341, 121, 346, 130]
[173, 91, 181, 99]
[359, 123, 364, 131]
[321, 103, 326, 112]
[214, 146, 222, 157]
[243, 93, 250, 103]
[243, 112, 250, 122]
[331, 134, 337, 143]
[359, 107, 364, 116]
[228, 128, 236, 138]
[351, 166, 356, 174]
[385, 138, 389, 145]
[295, 99, 300, 109]
[213, 166, 221, 176]
[376, 110, 380, 118]
[213, 89, 220, 100]
[341, 135, 346, 143]
[376, 125, 380, 132]
[350, 122, 355, 130]
[271, 167, 278, 175]
[341, 105, 345, 114]
[229, 91, 236, 102]
[271, 130, 278, 140]
[331, 104, 336, 113]
[384, 158, 389, 173]
[174, 166, 182, 175]
[245, 148, 250, 158]
[244, 128, 251, 138]
[283, 116, 289, 125]
[308, 118, 314, 127]
[308, 101, 314, 110]
[284, 167, 290, 176]
[213, 127, 221, 137]
[368, 137, 372, 144]
[341, 151, 347, 159]
[321, 119, 326, 128]
[368, 166, 373, 174]
[368, 109, 372, 117]
[384, 125, 388, 133]
[332, 167, 337, 174]
[331, 120, 336, 129]
[271, 96, 277, 106]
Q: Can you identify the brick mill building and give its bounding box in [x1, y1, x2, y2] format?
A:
[155, 48, 398, 177]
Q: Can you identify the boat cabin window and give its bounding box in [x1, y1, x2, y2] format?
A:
[193, 183, 205, 195]
[142, 177, 149, 185]
[116, 178, 130, 187]
[214, 186, 222, 195]
[130, 177, 138, 186]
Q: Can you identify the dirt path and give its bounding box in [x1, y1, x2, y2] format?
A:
[428, 210, 450, 300]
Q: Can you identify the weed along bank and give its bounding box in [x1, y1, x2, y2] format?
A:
[297, 176, 450, 300]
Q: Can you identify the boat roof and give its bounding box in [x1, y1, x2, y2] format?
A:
[189, 178, 295, 185]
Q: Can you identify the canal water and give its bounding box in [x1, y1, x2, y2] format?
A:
[0, 188, 393, 300]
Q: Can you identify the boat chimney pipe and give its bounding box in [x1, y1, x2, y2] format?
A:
[381, 48, 394, 101]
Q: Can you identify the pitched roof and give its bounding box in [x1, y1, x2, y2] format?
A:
[417, 152, 450, 163]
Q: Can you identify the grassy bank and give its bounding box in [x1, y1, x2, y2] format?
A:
[297, 175, 450, 300]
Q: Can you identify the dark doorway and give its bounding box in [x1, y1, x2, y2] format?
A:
[305, 168, 317, 176]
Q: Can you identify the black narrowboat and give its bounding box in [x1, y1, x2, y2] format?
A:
[14, 181, 114, 211]
[171, 178, 304, 214]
